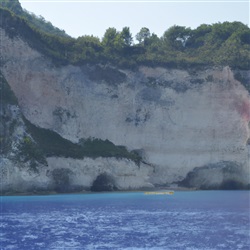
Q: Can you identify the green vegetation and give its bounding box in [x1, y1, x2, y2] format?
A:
[24, 118, 142, 164]
[0, 3, 249, 69]
[80, 138, 141, 164]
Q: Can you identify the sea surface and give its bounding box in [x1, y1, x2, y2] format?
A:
[0, 191, 249, 250]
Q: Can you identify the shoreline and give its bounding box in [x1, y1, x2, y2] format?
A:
[2, 186, 249, 197]
[0, 186, 196, 196]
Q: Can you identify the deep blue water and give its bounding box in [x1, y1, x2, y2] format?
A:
[0, 191, 249, 250]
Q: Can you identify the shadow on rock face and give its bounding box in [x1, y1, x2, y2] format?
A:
[177, 161, 249, 190]
[91, 173, 118, 192]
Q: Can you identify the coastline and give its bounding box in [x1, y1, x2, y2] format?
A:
[2, 185, 250, 196]
[0, 187, 200, 196]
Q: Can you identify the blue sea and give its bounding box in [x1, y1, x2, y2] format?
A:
[0, 191, 249, 250]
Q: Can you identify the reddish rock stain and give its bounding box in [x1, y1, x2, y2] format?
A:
[236, 99, 250, 121]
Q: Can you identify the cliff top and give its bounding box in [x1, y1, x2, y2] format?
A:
[0, 1, 250, 70]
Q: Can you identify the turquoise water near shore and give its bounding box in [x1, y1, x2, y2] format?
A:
[1, 191, 249, 249]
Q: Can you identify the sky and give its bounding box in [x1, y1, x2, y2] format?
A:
[19, 0, 249, 40]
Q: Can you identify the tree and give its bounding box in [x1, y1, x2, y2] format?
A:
[163, 25, 191, 50]
[186, 24, 212, 48]
[73, 35, 102, 62]
[214, 24, 250, 69]
[136, 27, 151, 45]
[145, 33, 161, 49]
[120, 26, 133, 46]
[102, 27, 123, 54]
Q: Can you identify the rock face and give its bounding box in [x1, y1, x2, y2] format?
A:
[46, 157, 153, 191]
[0, 27, 249, 192]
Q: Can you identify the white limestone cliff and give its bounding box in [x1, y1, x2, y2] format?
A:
[0, 28, 249, 191]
